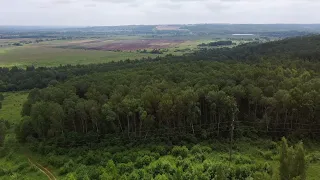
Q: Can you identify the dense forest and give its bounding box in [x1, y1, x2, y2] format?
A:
[11, 35, 319, 145]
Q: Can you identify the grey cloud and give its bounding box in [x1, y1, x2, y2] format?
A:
[51, 0, 73, 4]
[1, 0, 320, 25]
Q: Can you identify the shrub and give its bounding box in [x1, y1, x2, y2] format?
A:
[233, 155, 254, 164]
[118, 162, 134, 174]
[0, 167, 6, 176]
[307, 152, 320, 163]
[128, 169, 152, 180]
[83, 151, 101, 165]
[75, 165, 91, 180]
[177, 157, 192, 171]
[252, 172, 272, 180]
[259, 150, 273, 160]
[100, 160, 120, 180]
[279, 137, 307, 180]
[191, 145, 212, 158]
[214, 165, 228, 180]
[12, 162, 29, 173]
[113, 152, 132, 163]
[48, 155, 66, 167]
[148, 158, 177, 177]
[203, 161, 229, 180]
[63, 173, 77, 180]
[171, 146, 189, 158]
[151, 145, 168, 156]
[59, 160, 75, 175]
[154, 174, 169, 180]
[135, 155, 155, 168]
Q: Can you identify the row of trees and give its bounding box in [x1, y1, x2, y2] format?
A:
[16, 60, 320, 142]
[198, 41, 233, 47]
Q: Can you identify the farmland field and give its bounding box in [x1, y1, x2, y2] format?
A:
[0, 38, 246, 67]
[0, 46, 161, 67]
[53, 39, 186, 51]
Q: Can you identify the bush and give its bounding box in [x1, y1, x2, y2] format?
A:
[135, 155, 155, 168]
[252, 172, 272, 180]
[100, 160, 120, 180]
[113, 152, 132, 163]
[259, 150, 274, 160]
[151, 145, 168, 156]
[279, 138, 307, 180]
[63, 173, 77, 180]
[83, 151, 101, 165]
[154, 174, 169, 180]
[171, 146, 189, 158]
[59, 160, 75, 175]
[148, 158, 177, 177]
[177, 157, 192, 171]
[48, 155, 66, 167]
[0, 167, 6, 176]
[12, 162, 29, 173]
[118, 162, 134, 174]
[191, 145, 212, 155]
[233, 155, 254, 164]
[307, 151, 320, 163]
[128, 169, 152, 180]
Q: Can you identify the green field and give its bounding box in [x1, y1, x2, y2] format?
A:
[0, 92, 28, 124]
[0, 37, 251, 67]
[0, 46, 161, 67]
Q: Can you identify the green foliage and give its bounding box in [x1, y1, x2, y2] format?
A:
[135, 155, 155, 168]
[100, 160, 120, 180]
[0, 121, 6, 147]
[191, 145, 212, 155]
[118, 162, 134, 174]
[171, 146, 189, 158]
[60, 160, 75, 175]
[148, 157, 177, 177]
[63, 173, 77, 180]
[279, 137, 307, 180]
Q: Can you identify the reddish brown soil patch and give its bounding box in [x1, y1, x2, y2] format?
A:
[90, 39, 185, 51]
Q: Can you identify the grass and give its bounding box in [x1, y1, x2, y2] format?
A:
[0, 92, 28, 124]
[0, 150, 47, 180]
[0, 46, 161, 67]
[0, 38, 253, 67]
[0, 91, 47, 180]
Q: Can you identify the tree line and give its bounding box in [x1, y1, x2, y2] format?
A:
[16, 59, 319, 143]
[198, 41, 233, 47]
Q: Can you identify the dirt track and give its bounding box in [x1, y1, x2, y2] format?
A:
[28, 157, 57, 180]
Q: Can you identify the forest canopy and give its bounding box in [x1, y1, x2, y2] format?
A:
[16, 60, 320, 143]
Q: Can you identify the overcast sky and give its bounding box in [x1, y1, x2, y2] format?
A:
[1, 0, 320, 26]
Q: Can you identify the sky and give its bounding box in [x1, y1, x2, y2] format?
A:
[1, 0, 320, 26]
